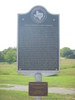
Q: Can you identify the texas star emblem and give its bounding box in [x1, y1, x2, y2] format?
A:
[34, 11, 44, 20]
[31, 6, 47, 23]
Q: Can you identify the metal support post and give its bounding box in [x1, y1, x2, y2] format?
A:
[34, 72, 42, 100]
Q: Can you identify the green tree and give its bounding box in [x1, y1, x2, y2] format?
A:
[0, 47, 17, 63]
[67, 50, 75, 59]
[4, 47, 16, 63]
[0, 52, 5, 62]
[60, 47, 73, 58]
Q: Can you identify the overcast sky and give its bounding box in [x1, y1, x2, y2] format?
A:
[0, 0, 75, 51]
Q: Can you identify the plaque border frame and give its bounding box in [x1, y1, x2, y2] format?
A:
[17, 6, 60, 76]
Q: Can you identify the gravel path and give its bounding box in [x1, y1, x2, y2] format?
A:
[0, 84, 75, 95]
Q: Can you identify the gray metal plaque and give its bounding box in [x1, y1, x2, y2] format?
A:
[17, 6, 59, 75]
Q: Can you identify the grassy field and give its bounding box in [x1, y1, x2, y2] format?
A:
[0, 90, 75, 100]
[0, 59, 75, 100]
[0, 59, 75, 88]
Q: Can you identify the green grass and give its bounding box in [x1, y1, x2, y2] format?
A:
[0, 75, 34, 85]
[0, 90, 75, 100]
[60, 59, 75, 70]
[0, 59, 75, 88]
[0, 62, 18, 75]
[0, 84, 13, 88]
[0, 59, 75, 100]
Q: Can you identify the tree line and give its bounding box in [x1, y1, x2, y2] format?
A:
[60, 47, 75, 59]
[0, 47, 75, 63]
[0, 47, 16, 63]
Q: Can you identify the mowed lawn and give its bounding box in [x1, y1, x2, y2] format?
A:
[0, 59, 75, 88]
[0, 90, 75, 100]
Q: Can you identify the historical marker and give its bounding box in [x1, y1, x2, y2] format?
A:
[29, 82, 48, 96]
[17, 6, 59, 76]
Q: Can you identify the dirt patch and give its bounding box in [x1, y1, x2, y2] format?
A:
[0, 84, 75, 94]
